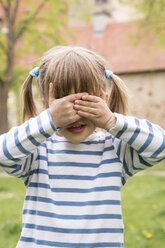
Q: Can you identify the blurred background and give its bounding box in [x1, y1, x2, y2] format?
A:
[0, 0, 165, 247]
[0, 0, 165, 134]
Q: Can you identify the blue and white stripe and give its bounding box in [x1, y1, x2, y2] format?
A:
[0, 109, 164, 248]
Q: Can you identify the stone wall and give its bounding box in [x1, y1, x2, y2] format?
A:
[118, 71, 165, 128]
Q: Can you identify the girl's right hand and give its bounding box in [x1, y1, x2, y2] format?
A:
[48, 83, 87, 129]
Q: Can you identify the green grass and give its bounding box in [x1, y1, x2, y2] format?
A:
[145, 160, 165, 172]
[0, 177, 25, 248]
[122, 176, 165, 247]
[0, 161, 165, 248]
[122, 161, 165, 248]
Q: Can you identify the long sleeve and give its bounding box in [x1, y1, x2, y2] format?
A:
[108, 113, 165, 185]
[0, 109, 56, 183]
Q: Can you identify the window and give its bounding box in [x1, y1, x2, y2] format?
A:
[95, 0, 107, 4]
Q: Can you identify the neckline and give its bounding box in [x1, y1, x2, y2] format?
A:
[52, 131, 105, 143]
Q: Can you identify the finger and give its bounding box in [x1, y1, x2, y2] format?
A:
[49, 83, 55, 104]
[77, 110, 95, 120]
[67, 92, 88, 102]
[66, 113, 81, 126]
[81, 94, 100, 103]
[74, 104, 98, 115]
[100, 88, 106, 101]
[74, 99, 96, 108]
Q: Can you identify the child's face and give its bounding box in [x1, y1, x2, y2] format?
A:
[57, 118, 96, 143]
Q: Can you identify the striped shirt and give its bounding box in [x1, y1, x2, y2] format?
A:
[0, 109, 164, 248]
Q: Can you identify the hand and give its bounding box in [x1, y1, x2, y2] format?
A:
[74, 94, 116, 130]
[49, 83, 88, 129]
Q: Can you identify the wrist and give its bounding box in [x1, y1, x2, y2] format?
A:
[105, 113, 117, 130]
[48, 108, 60, 132]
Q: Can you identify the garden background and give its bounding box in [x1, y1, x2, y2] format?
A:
[0, 1, 165, 247]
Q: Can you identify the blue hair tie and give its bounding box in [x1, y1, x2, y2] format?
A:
[105, 70, 113, 79]
[29, 67, 39, 77]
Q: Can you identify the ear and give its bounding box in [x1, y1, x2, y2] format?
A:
[100, 88, 109, 103]
[42, 97, 49, 108]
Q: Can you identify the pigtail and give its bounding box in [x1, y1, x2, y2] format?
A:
[108, 74, 129, 115]
[22, 75, 37, 122]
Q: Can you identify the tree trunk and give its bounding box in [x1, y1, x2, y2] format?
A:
[0, 82, 9, 134]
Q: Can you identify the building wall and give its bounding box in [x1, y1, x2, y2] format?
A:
[93, 0, 139, 22]
[117, 71, 165, 128]
[69, 0, 139, 28]
[8, 71, 165, 129]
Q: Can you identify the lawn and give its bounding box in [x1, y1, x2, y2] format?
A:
[0, 162, 165, 248]
[0, 176, 25, 248]
[122, 167, 165, 247]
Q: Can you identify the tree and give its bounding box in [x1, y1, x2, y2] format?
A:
[0, 0, 91, 134]
[121, 0, 165, 47]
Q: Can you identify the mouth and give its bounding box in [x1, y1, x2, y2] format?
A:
[67, 122, 86, 134]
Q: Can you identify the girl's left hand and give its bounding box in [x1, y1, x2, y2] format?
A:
[74, 94, 116, 130]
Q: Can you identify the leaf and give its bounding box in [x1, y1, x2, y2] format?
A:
[120, 0, 165, 48]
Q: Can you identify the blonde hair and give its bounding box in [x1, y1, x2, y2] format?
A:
[22, 46, 128, 121]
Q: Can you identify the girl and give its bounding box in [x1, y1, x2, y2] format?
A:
[0, 46, 165, 248]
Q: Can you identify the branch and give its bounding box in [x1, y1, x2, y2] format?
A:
[7, 0, 11, 9]
[15, 0, 47, 41]
[12, 0, 20, 24]
[0, 0, 7, 12]
[145, 0, 156, 18]
[0, 0, 11, 19]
